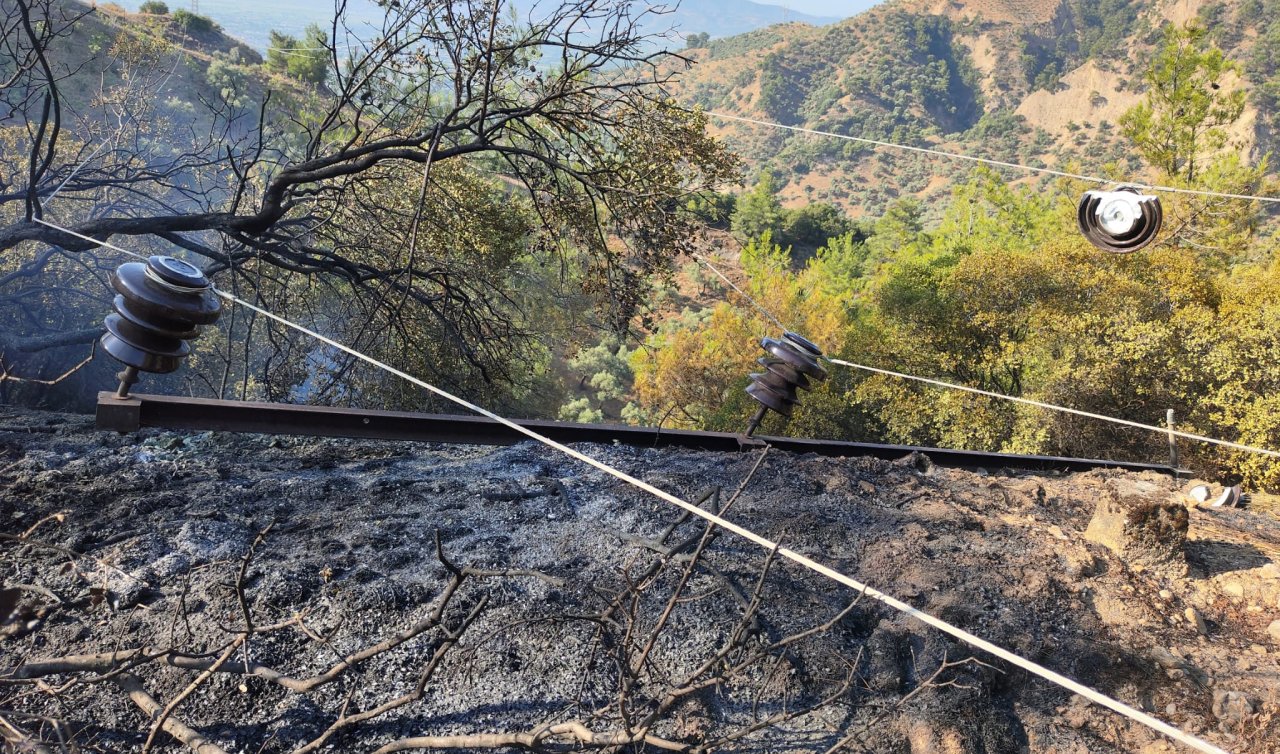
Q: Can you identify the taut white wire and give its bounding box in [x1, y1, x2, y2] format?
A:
[265, 42, 359, 52]
[708, 111, 1280, 205]
[690, 254, 1280, 460]
[44, 139, 110, 202]
[32, 218, 147, 261]
[691, 253, 787, 330]
[30, 216, 1229, 754]
[829, 357, 1280, 459]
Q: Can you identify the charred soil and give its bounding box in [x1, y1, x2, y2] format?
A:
[1, 407, 1279, 753]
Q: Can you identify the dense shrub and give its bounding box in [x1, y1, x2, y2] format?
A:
[172, 9, 218, 34]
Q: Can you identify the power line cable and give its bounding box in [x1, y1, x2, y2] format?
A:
[827, 356, 1280, 458]
[707, 111, 1280, 205]
[690, 254, 1280, 460]
[33, 219, 147, 262]
[265, 45, 356, 52]
[691, 253, 786, 331]
[264, 41, 361, 52]
[26, 216, 1231, 754]
[44, 139, 110, 202]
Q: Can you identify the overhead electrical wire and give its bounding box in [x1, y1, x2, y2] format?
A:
[265, 44, 358, 52]
[707, 111, 1280, 205]
[44, 139, 111, 200]
[28, 215, 1229, 754]
[691, 254, 1280, 460]
[692, 253, 788, 331]
[827, 356, 1280, 458]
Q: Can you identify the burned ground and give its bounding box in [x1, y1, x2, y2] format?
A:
[1, 406, 1278, 753]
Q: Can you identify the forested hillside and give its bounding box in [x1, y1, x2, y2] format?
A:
[625, 2, 1280, 490]
[0, 0, 735, 416]
[670, 0, 1280, 216]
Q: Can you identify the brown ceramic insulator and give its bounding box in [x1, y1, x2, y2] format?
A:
[100, 256, 222, 381]
[744, 331, 829, 434]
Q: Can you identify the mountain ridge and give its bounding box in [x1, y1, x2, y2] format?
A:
[656, 0, 842, 39]
[670, 0, 1278, 216]
[108, 0, 843, 53]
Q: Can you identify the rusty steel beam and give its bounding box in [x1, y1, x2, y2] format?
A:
[96, 392, 1176, 474]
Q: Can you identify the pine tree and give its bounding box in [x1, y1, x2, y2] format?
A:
[1119, 23, 1247, 182]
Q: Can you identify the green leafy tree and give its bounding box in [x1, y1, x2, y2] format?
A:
[631, 236, 862, 437]
[684, 190, 735, 229]
[287, 24, 330, 86]
[860, 197, 929, 272]
[205, 56, 250, 108]
[172, 9, 217, 34]
[558, 335, 634, 422]
[1116, 24, 1268, 263]
[931, 168, 1062, 256]
[778, 201, 854, 251]
[685, 31, 710, 49]
[264, 26, 329, 86]
[1192, 259, 1280, 488]
[265, 30, 297, 74]
[138, 1, 168, 13]
[731, 174, 784, 243]
[305, 161, 558, 410]
[810, 232, 871, 296]
[1119, 23, 1246, 182]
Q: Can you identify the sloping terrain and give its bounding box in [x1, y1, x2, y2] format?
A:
[1, 407, 1278, 752]
[0, 0, 310, 142]
[671, 0, 1278, 215]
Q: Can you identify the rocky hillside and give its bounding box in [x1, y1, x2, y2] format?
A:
[13, 1, 314, 142]
[671, 0, 1280, 216]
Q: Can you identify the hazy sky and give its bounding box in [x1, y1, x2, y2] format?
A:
[777, 0, 884, 18]
[114, 0, 885, 50]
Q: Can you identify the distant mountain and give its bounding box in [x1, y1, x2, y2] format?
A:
[657, 0, 841, 40]
[669, 0, 1279, 217]
[111, 0, 841, 54]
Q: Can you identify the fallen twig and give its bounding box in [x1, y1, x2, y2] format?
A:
[112, 673, 229, 754]
[142, 635, 246, 753]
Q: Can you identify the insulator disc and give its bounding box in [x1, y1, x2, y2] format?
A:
[762, 337, 828, 380]
[148, 256, 209, 288]
[104, 314, 191, 359]
[111, 295, 200, 340]
[757, 357, 810, 390]
[1077, 187, 1162, 253]
[100, 331, 186, 373]
[749, 370, 800, 399]
[111, 263, 221, 325]
[746, 382, 795, 417]
[783, 331, 823, 357]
